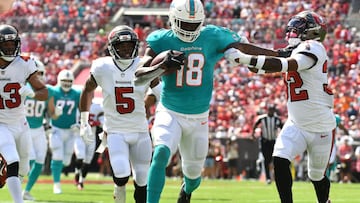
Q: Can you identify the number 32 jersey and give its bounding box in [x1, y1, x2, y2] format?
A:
[285, 40, 336, 132]
[0, 56, 37, 123]
[90, 56, 148, 133]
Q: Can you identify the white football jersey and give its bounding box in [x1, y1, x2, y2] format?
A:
[0, 56, 37, 124]
[286, 40, 336, 132]
[90, 56, 149, 133]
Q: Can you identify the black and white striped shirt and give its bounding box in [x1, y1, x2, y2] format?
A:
[253, 114, 283, 141]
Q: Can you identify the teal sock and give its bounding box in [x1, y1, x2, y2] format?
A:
[183, 176, 201, 194]
[29, 160, 35, 169]
[25, 162, 43, 191]
[50, 160, 63, 183]
[147, 145, 170, 203]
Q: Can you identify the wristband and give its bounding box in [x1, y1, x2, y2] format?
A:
[255, 55, 266, 69]
[280, 58, 288, 72]
[80, 112, 89, 124]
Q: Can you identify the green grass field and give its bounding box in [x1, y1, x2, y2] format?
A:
[0, 174, 359, 203]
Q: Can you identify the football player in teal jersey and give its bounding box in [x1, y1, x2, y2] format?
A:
[48, 69, 81, 194]
[136, 1, 249, 202]
[22, 59, 54, 201]
[326, 114, 349, 179]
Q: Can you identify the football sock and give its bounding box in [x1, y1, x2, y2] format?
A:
[183, 176, 201, 194]
[25, 162, 43, 191]
[134, 181, 146, 203]
[82, 163, 89, 178]
[147, 145, 170, 203]
[29, 160, 35, 169]
[7, 176, 23, 203]
[311, 176, 330, 203]
[50, 160, 63, 183]
[273, 156, 293, 203]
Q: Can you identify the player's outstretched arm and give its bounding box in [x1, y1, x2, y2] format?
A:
[226, 42, 279, 57]
[224, 42, 303, 74]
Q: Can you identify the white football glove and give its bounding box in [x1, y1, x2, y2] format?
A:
[80, 112, 94, 144]
[54, 106, 63, 117]
[19, 85, 35, 98]
[224, 48, 252, 67]
[80, 123, 94, 144]
[70, 123, 80, 133]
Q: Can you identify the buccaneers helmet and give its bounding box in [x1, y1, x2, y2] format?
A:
[285, 11, 327, 46]
[107, 25, 139, 69]
[169, 0, 205, 42]
[0, 24, 21, 62]
[57, 69, 74, 92]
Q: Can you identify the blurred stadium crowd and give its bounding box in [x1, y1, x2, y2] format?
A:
[1, 0, 360, 182]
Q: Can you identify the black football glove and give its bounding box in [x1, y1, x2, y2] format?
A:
[162, 50, 185, 70]
[277, 45, 298, 57]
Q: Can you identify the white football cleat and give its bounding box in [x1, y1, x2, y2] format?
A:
[53, 182, 62, 194]
[22, 191, 35, 201]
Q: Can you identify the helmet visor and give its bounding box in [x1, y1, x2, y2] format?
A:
[286, 17, 307, 36]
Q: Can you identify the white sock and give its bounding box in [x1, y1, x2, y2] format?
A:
[7, 176, 24, 203]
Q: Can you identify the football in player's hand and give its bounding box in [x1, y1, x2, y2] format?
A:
[0, 154, 7, 188]
[151, 50, 185, 75]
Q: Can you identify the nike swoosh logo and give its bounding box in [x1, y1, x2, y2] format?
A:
[201, 121, 207, 125]
[320, 135, 328, 138]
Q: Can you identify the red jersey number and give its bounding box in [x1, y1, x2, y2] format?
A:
[286, 72, 309, 102]
[115, 87, 135, 114]
[285, 61, 332, 102]
[0, 83, 22, 109]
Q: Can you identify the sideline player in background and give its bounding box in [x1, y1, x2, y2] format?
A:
[48, 69, 81, 194]
[0, 24, 48, 203]
[73, 95, 104, 190]
[22, 59, 53, 201]
[226, 10, 335, 203]
[79, 25, 166, 203]
[134, 0, 251, 202]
